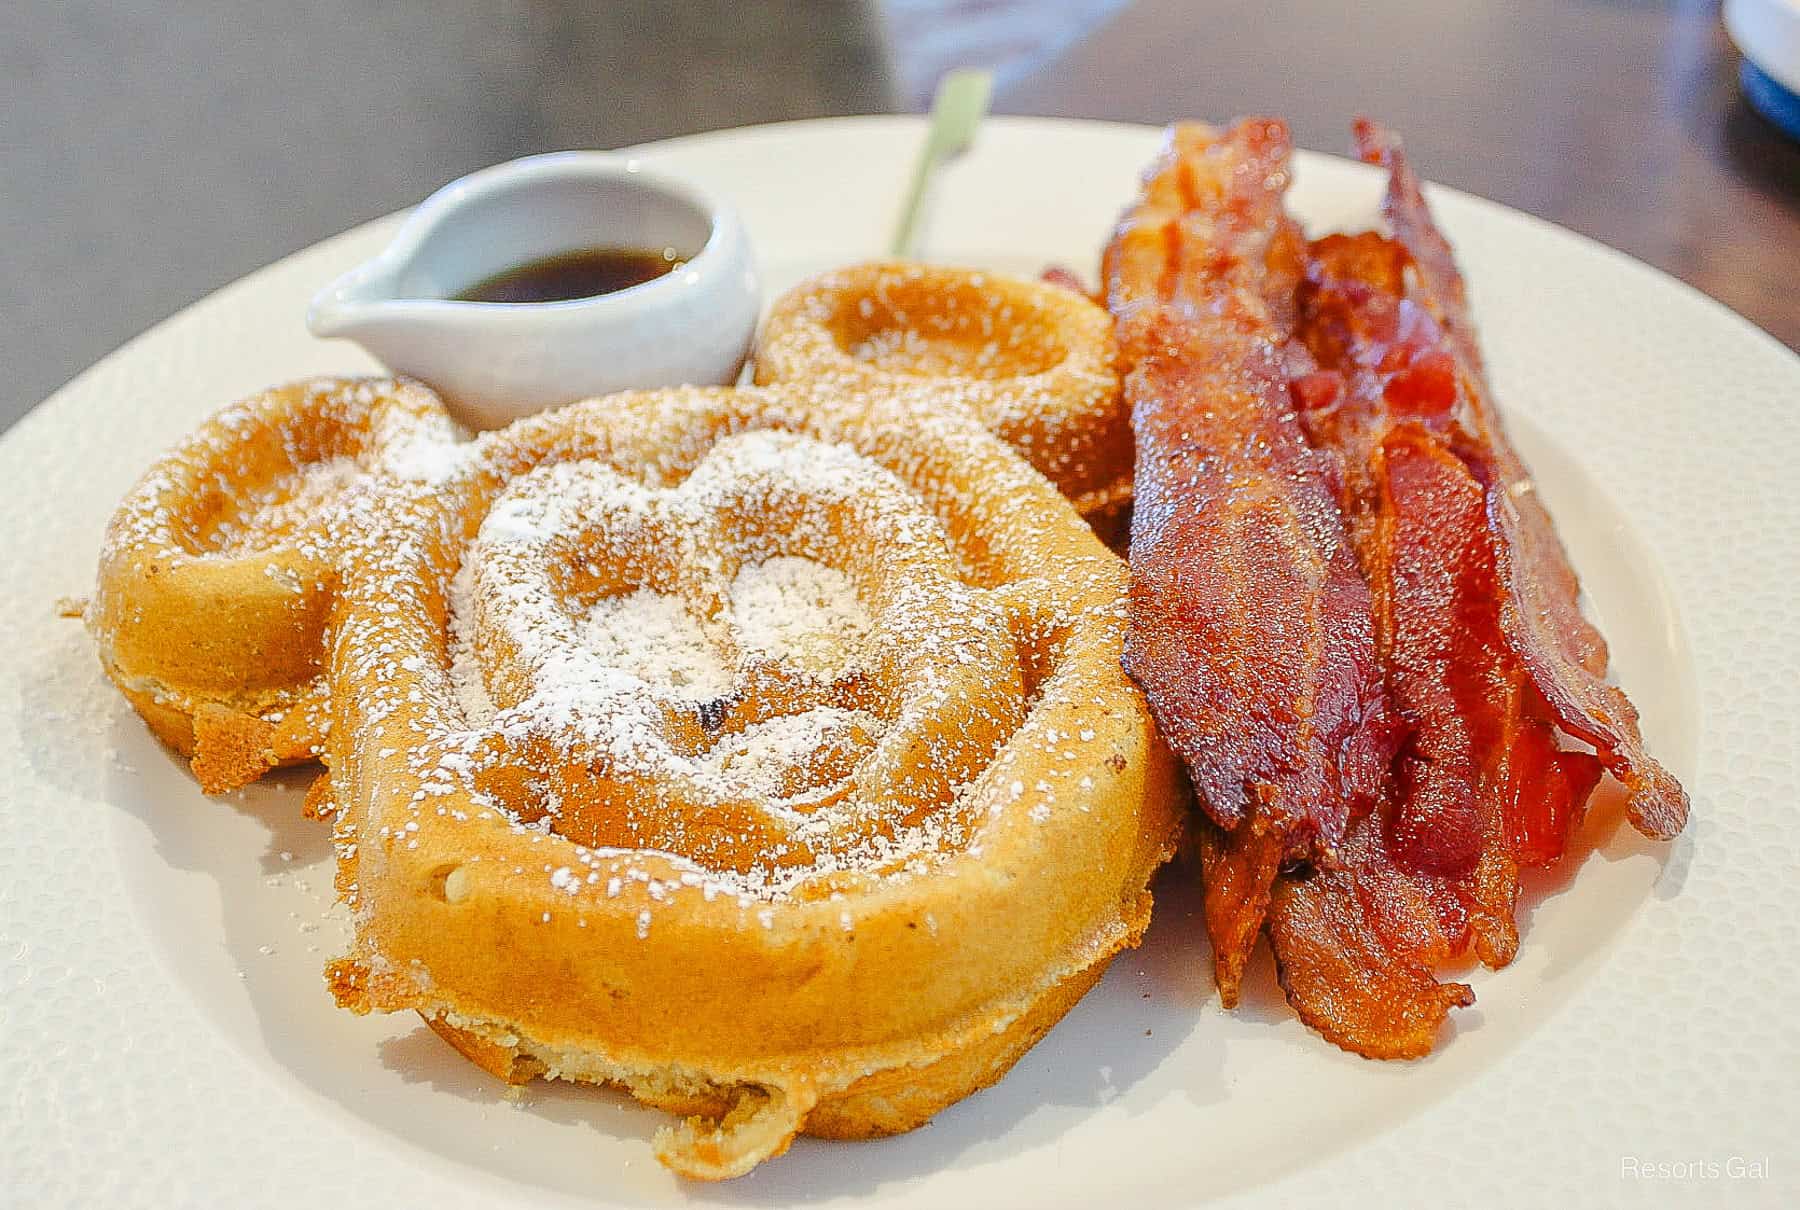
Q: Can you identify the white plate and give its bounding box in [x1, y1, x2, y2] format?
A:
[3, 117, 1795, 1208]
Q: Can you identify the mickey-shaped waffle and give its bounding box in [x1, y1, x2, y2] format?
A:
[91, 375, 1183, 1179]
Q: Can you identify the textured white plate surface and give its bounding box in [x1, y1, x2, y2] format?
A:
[3, 117, 1796, 1208]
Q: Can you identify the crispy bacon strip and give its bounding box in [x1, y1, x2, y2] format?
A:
[1267, 125, 1673, 1056]
[1269, 813, 1475, 1061]
[1354, 119, 1688, 841]
[1382, 431, 1605, 953]
[1271, 422, 1523, 1054]
[1289, 236, 1606, 962]
[1104, 120, 1399, 1001]
[1269, 423, 1600, 1055]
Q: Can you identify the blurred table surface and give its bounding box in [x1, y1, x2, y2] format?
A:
[5, 0, 1796, 434]
[1003, 0, 1800, 355]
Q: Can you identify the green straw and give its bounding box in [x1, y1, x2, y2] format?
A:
[889, 69, 995, 259]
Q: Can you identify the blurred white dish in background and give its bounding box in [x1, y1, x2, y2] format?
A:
[1727, 0, 1800, 93]
[307, 152, 760, 431]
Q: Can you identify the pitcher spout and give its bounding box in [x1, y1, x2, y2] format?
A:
[306, 260, 405, 339]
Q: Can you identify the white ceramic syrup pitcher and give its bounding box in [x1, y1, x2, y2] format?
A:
[307, 152, 760, 431]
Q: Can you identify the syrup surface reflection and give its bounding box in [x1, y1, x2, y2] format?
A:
[453, 246, 687, 304]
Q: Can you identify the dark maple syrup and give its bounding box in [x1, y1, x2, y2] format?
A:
[453, 246, 686, 303]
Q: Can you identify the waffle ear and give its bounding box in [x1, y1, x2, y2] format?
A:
[89, 377, 460, 792]
[754, 262, 1131, 512]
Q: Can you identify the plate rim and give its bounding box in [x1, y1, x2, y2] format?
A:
[5, 113, 1795, 1210]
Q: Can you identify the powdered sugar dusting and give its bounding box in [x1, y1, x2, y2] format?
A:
[730, 556, 869, 677]
[211, 456, 366, 553]
[702, 705, 882, 801]
[345, 415, 1051, 903]
[582, 590, 731, 699]
[447, 559, 499, 728]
